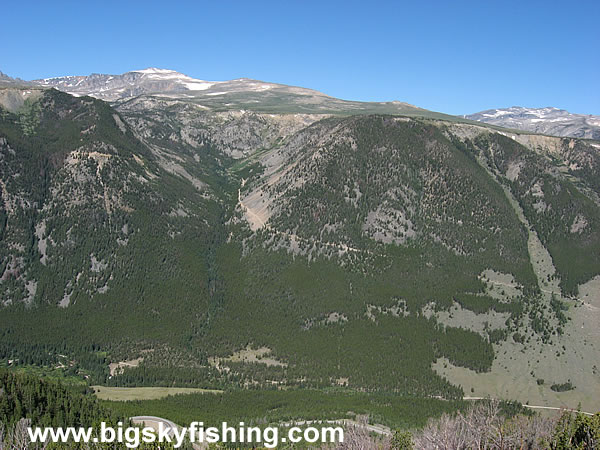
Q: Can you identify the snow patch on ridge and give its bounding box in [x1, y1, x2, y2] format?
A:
[132, 68, 180, 74]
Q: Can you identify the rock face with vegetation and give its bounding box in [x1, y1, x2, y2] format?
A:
[1, 73, 599, 412]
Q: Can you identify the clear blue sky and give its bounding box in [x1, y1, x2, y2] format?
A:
[3, 0, 598, 115]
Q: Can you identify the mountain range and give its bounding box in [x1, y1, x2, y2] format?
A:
[29, 68, 600, 139]
[34, 68, 442, 117]
[467, 106, 600, 140]
[0, 68, 599, 412]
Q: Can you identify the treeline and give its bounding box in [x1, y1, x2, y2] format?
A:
[203, 243, 499, 397]
[0, 341, 111, 385]
[453, 293, 523, 316]
[103, 389, 468, 431]
[0, 369, 121, 429]
[107, 365, 225, 389]
[0, 369, 194, 449]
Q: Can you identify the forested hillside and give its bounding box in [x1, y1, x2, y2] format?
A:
[0, 370, 120, 429]
[1, 86, 599, 410]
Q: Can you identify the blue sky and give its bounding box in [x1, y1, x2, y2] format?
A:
[3, 0, 598, 115]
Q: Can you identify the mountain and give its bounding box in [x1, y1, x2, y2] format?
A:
[0, 71, 31, 88]
[1, 74, 600, 413]
[34, 68, 600, 138]
[35, 68, 223, 101]
[467, 106, 600, 139]
[34, 68, 460, 118]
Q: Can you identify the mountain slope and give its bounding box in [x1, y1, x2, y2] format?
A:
[1, 85, 599, 410]
[0, 87, 230, 378]
[467, 106, 600, 139]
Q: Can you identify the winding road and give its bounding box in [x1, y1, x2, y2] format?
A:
[131, 416, 204, 449]
[462, 397, 596, 417]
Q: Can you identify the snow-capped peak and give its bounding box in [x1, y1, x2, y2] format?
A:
[466, 106, 600, 139]
[130, 68, 217, 91]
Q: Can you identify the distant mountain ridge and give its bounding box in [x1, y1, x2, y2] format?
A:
[5, 68, 600, 139]
[35, 68, 259, 101]
[467, 106, 600, 139]
[31, 67, 437, 117]
[0, 71, 31, 87]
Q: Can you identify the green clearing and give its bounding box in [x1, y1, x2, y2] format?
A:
[92, 386, 222, 401]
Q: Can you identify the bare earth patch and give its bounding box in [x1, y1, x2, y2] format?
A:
[433, 302, 510, 336]
[239, 188, 271, 230]
[210, 346, 287, 367]
[109, 357, 144, 376]
[479, 269, 523, 301]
